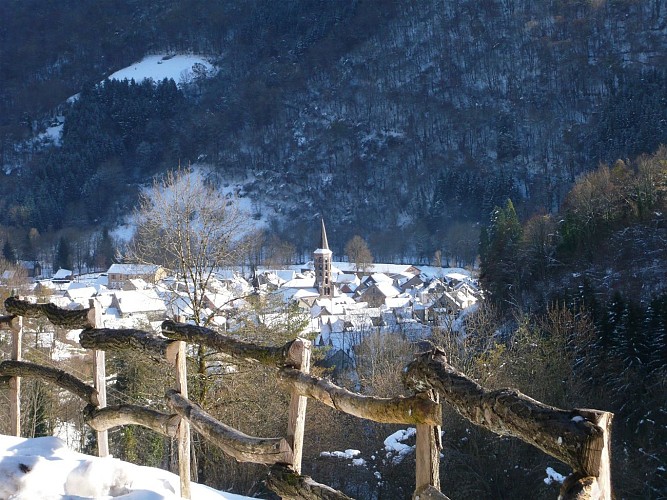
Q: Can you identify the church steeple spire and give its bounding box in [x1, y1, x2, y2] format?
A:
[314, 219, 333, 299]
[320, 218, 329, 251]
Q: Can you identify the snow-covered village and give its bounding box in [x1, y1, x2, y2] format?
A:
[1, 219, 480, 375]
[0, 218, 489, 500]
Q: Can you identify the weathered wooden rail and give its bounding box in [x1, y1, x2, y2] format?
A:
[0, 296, 612, 499]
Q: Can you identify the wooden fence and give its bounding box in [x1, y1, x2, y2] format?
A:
[0, 296, 612, 499]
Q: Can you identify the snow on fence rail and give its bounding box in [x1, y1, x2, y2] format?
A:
[0, 296, 612, 499]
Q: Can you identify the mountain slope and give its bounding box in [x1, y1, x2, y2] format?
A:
[2, 0, 667, 261]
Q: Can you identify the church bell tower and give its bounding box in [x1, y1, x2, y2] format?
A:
[314, 219, 333, 299]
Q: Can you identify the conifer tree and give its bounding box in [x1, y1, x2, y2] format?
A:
[479, 199, 522, 303]
[2, 240, 17, 263]
[54, 236, 72, 271]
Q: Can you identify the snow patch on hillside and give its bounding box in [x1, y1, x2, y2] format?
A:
[110, 164, 274, 243]
[106, 54, 216, 87]
[17, 54, 218, 160]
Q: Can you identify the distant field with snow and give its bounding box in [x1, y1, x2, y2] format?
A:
[106, 54, 215, 86]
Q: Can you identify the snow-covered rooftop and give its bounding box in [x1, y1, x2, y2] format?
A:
[52, 269, 73, 280]
[108, 263, 160, 274]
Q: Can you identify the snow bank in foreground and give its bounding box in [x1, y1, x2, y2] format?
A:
[0, 434, 252, 500]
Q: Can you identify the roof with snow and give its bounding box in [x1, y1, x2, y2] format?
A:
[369, 273, 394, 284]
[108, 264, 160, 275]
[334, 273, 360, 284]
[53, 269, 73, 280]
[385, 296, 413, 309]
[332, 262, 421, 275]
[65, 286, 97, 300]
[124, 278, 150, 290]
[369, 281, 402, 298]
[268, 270, 297, 282]
[282, 277, 316, 288]
[112, 289, 166, 315]
[293, 288, 320, 300]
[204, 291, 237, 310]
[445, 272, 470, 282]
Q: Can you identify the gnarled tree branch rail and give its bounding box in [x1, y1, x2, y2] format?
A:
[267, 464, 354, 500]
[0, 360, 100, 407]
[403, 348, 613, 498]
[162, 320, 298, 367]
[79, 327, 174, 362]
[166, 389, 293, 465]
[2, 295, 613, 498]
[0, 314, 18, 330]
[4, 296, 91, 328]
[278, 368, 442, 426]
[83, 404, 181, 437]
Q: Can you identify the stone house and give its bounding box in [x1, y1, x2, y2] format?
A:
[107, 264, 167, 290]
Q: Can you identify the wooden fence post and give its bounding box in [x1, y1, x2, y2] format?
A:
[88, 298, 108, 457]
[167, 317, 191, 499]
[560, 409, 613, 500]
[286, 338, 311, 474]
[414, 391, 442, 497]
[10, 315, 23, 437]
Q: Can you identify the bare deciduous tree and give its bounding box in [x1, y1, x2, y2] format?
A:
[126, 168, 251, 327]
[124, 168, 256, 482]
[345, 235, 373, 273]
[355, 330, 414, 397]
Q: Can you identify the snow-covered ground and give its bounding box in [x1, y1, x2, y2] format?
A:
[106, 54, 215, 87]
[110, 164, 274, 243]
[0, 434, 253, 500]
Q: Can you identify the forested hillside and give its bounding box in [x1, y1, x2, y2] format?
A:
[478, 148, 667, 498]
[2, 0, 667, 260]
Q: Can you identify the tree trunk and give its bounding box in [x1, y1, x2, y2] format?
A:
[285, 338, 310, 474]
[266, 464, 354, 500]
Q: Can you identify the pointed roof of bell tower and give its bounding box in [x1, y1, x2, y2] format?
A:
[320, 218, 329, 251]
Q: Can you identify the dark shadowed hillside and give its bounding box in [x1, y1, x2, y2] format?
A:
[1, 0, 667, 259]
